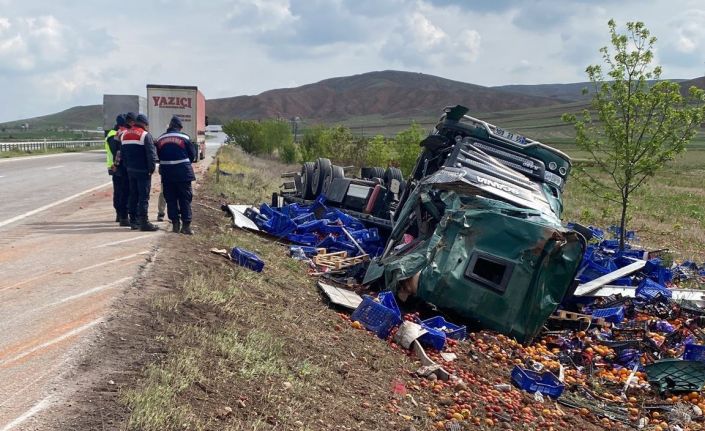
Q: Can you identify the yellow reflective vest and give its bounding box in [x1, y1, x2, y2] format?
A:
[105, 129, 117, 168]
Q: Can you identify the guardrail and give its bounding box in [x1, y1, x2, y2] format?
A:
[0, 140, 104, 152]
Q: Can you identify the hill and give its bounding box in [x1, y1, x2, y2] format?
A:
[0, 105, 102, 130]
[680, 76, 705, 95]
[492, 82, 592, 102]
[205, 70, 563, 123]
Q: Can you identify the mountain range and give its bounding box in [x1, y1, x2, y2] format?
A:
[1, 70, 701, 132]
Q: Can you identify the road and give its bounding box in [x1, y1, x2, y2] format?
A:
[0, 137, 222, 430]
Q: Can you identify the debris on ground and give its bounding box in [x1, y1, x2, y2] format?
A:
[215, 106, 705, 430]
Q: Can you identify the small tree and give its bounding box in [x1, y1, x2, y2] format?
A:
[563, 19, 705, 249]
[222, 120, 263, 154]
[393, 123, 425, 175]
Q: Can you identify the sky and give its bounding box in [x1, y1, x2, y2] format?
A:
[0, 0, 704, 122]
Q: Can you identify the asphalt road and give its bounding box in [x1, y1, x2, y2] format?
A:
[0, 136, 222, 430]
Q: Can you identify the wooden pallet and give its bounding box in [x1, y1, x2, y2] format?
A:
[547, 310, 606, 330]
[314, 251, 369, 269]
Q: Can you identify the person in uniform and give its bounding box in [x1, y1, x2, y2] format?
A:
[155, 116, 196, 234]
[105, 114, 127, 223]
[120, 114, 159, 231]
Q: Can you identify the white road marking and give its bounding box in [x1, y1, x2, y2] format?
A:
[44, 165, 64, 170]
[0, 395, 52, 431]
[43, 226, 120, 232]
[94, 233, 155, 248]
[74, 252, 149, 274]
[47, 277, 131, 307]
[0, 182, 111, 229]
[0, 150, 105, 164]
[0, 318, 102, 368]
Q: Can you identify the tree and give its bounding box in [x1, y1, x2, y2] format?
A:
[563, 19, 705, 249]
[393, 123, 425, 175]
[366, 134, 393, 168]
[222, 120, 263, 154]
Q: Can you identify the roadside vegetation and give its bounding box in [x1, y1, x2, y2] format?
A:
[0, 129, 102, 142]
[121, 145, 417, 431]
[0, 145, 101, 158]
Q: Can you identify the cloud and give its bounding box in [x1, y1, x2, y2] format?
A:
[381, 10, 480, 67]
[0, 15, 114, 75]
[658, 9, 705, 69]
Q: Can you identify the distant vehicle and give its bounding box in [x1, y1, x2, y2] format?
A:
[205, 125, 223, 133]
[146, 84, 206, 161]
[102, 95, 147, 132]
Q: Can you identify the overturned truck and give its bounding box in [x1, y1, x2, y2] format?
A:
[282, 105, 586, 342]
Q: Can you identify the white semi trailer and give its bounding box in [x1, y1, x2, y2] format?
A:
[146, 84, 206, 161]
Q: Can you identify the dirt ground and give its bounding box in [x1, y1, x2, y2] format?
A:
[32, 147, 617, 431]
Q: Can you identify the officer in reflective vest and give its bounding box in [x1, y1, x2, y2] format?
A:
[105, 114, 132, 226]
[155, 116, 197, 234]
[120, 114, 159, 231]
[105, 115, 122, 222]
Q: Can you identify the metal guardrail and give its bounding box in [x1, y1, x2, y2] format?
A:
[0, 140, 104, 152]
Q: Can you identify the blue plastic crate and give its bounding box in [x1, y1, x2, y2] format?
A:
[230, 247, 265, 272]
[351, 295, 402, 339]
[377, 291, 401, 318]
[419, 328, 447, 351]
[422, 316, 467, 341]
[636, 278, 672, 301]
[510, 366, 564, 399]
[684, 344, 705, 362]
[591, 306, 625, 323]
[286, 233, 319, 246]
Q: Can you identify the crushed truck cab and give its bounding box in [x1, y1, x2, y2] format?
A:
[370, 105, 585, 342]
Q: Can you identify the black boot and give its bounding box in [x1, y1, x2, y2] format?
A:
[140, 217, 159, 232]
[130, 218, 139, 230]
[119, 218, 130, 227]
[115, 214, 120, 222]
[157, 213, 165, 222]
[172, 220, 181, 233]
[180, 222, 193, 235]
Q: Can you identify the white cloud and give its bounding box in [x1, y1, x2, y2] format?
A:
[382, 8, 481, 67]
[0, 0, 703, 123]
[0, 15, 113, 75]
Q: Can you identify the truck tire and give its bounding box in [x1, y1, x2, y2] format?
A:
[322, 165, 345, 197]
[311, 158, 332, 197]
[383, 167, 404, 191]
[362, 167, 384, 180]
[300, 162, 315, 199]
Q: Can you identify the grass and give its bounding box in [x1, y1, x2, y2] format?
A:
[122, 145, 411, 431]
[563, 149, 705, 261]
[0, 145, 101, 158]
[119, 142, 704, 431]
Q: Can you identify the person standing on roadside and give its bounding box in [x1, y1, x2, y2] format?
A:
[121, 113, 159, 231]
[105, 114, 131, 225]
[155, 116, 196, 234]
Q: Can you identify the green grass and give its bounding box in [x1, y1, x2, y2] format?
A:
[563, 149, 705, 261]
[0, 145, 102, 158]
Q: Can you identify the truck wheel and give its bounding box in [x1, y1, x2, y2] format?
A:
[311, 158, 332, 197]
[322, 165, 345, 196]
[361, 167, 385, 180]
[383, 167, 404, 191]
[300, 162, 315, 199]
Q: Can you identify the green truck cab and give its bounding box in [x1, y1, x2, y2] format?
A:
[369, 105, 585, 342]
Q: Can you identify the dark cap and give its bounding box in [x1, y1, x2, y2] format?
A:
[115, 114, 126, 127]
[168, 115, 183, 129]
[125, 112, 137, 122]
[135, 114, 149, 125]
